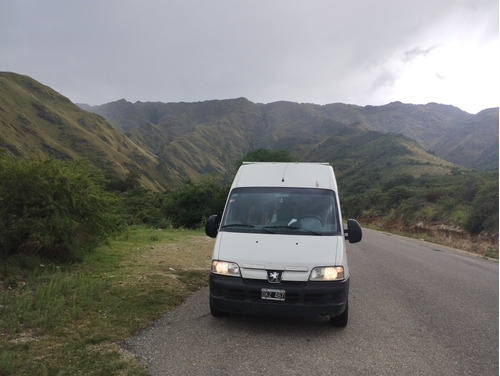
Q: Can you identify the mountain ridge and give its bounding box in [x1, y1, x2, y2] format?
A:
[1, 73, 498, 193]
[85, 97, 498, 171]
[0, 72, 163, 190]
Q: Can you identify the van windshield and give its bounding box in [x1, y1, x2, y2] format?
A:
[220, 187, 341, 236]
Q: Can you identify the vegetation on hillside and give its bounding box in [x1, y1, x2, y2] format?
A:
[0, 155, 121, 260]
[234, 148, 297, 167]
[1, 149, 496, 262]
[340, 169, 498, 235]
[87, 97, 498, 171]
[0, 72, 162, 191]
[163, 177, 229, 229]
[2, 73, 498, 192]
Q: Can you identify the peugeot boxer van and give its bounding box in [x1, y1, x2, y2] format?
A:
[205, 162, 362, 326]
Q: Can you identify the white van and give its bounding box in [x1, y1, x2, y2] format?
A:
[205, 162, 362, 326]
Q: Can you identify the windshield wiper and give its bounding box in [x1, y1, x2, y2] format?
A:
[291, 226, 324, 236]
[222, 223, 257, 229]
[263, 225, 323, 236]
[263, 225, 290, 230]
[222, 224, 275, 233]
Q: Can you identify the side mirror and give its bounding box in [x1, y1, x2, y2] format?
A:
[344, 219, 362, 243]
[205, 214, 220, 238]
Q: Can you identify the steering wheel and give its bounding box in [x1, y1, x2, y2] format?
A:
[298, 215, 323, 229]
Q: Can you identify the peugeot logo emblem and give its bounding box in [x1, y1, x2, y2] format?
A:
[267, 270, 283, 283]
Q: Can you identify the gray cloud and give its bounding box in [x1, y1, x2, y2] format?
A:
[1, 0, 498, 112]
[403, 46, 438, 63]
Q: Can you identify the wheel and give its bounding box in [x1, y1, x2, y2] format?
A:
[330, 302, 348, 327]
[210, 299, 225, 317]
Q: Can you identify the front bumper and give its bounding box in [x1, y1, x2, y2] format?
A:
[209, 273, 349, 319]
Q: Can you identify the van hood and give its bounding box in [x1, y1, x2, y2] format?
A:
[213, 232, 345, 281]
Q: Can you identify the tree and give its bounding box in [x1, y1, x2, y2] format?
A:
[235, 148, 297, 168]
[386, 185, 412, 208]
[0, 156, 120, 259]
[118, 188, 165, 227]
[163, 177, 229, 229]
[465, 180, 499, 235]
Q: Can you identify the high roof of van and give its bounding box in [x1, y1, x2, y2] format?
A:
[231, 162, 338, 191]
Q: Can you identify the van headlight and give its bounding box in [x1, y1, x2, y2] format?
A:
[310, 266, 344, 281]
[211, 260, 241, 277]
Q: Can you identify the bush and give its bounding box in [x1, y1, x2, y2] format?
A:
[235, 148, 297, 168]
[465, 179, 499, 235]
[386, 185, 413, 208]
[0, 156, 121, 259]
[117, 188, 166, 227]
[163, 177, 229, 229]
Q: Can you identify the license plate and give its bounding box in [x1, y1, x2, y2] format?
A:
[261, 288, 286, 301]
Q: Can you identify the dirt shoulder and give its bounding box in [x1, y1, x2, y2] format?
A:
[360, 218, 498, 259]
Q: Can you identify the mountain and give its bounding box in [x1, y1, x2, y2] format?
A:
[320, 101, 499, 170]
[1, 73, 497, 193]
[76, 98, 469, 188]
[86, 99, 498, 171]
[0, 72, 163, 190]
[435, 108, 499, 170]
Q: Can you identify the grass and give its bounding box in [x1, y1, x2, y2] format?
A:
[1, 223, 495, 375]
[0, 227, 214, 376]
[484, 247, 499, 259]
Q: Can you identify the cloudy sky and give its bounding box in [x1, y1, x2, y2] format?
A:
[1, 0, 498, 113]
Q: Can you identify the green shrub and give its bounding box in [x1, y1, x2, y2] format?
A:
[465, 179, 499, 235]
[0, 156, 121, 259]
[235, 148, 297, 168]
[163, 177, 229, 229]
[386, 185, 413, 208]
[117, 188, 165, 227]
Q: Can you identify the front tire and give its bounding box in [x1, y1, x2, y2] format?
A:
[330, 302, 348, 327]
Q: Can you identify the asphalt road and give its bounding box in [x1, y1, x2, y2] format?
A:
[123, 228, 499, 375]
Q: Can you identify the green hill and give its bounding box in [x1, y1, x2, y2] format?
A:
[82, 98, 474, 187]
[87, 98, 498, 171]
[1, 72, 497, 248]
[1, 72, 498, 192]
[0, 72, 163, 190]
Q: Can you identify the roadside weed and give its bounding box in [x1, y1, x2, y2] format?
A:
[0, 227, 214, 375]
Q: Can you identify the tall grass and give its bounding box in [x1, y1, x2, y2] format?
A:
[0, 227, 214, 375]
